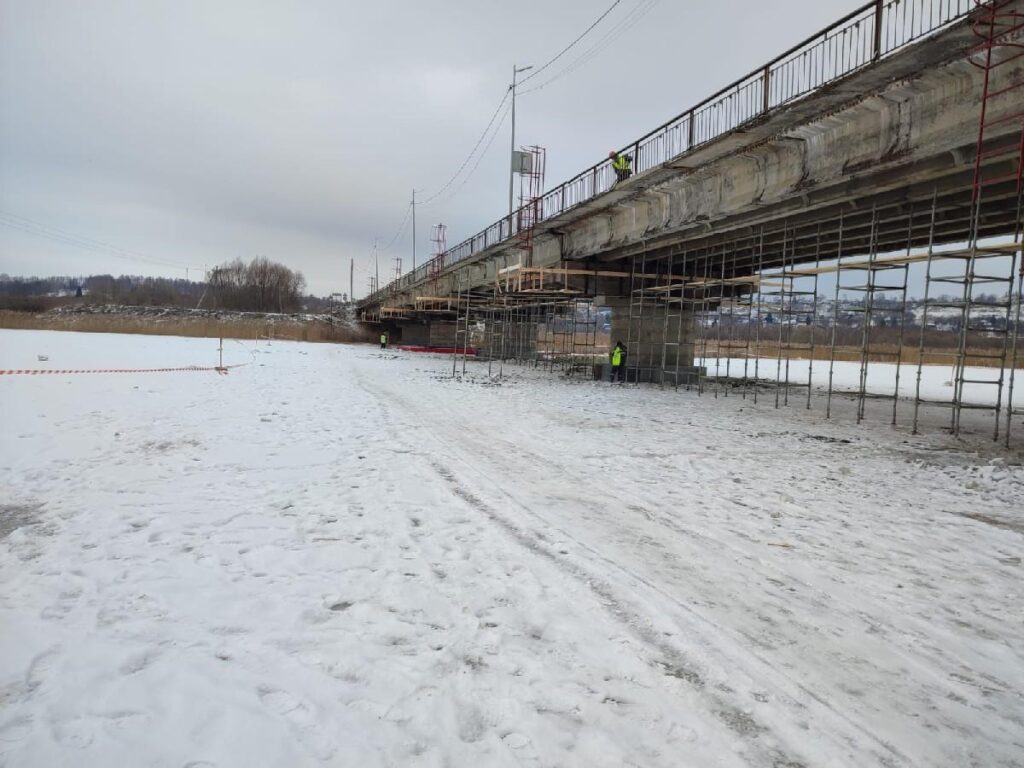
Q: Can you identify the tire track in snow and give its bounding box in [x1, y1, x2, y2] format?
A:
[426, 452, 914, 768]
[354, 367, 848, 768]
[448, 413, 989, 751]
[361, 364, 1024, 768]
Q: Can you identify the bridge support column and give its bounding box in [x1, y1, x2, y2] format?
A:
[399, 322, 458, 348]
[601, 297, 701, 385]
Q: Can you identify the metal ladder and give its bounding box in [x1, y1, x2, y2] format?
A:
[948, 0, 1024, 437]
[451, 270, 471, 378]
[569, 299, 598, 378]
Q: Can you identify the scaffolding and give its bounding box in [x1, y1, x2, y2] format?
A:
[444, 257, 616, 380]
[958, 0, 1024, 440]
[433, 183, 1020, 441]
[661, 247, 694, 391]
[470, 146, 557, 378]
[631, 256, 693, 391]
[538, 156, 1007, 441]
[428, 4, 1023, 441]
[442, 185, 1018, 445]
[568, 299, 599, 377]
[451, 269, 471, 379]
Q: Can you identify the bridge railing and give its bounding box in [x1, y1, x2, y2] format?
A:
[366, 0, 973, 307]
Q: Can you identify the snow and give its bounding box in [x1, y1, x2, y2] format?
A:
[1, 329, 1023, 768]
[697, 355, 1022, 408]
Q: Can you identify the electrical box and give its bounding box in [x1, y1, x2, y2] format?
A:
[511, 150, 533, 175]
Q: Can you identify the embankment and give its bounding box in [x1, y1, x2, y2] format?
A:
[0, 305, 374, 344]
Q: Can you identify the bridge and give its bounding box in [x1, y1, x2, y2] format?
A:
[359, 0, 1024, 444]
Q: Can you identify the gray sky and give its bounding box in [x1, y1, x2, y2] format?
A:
[0, 0, 855, 297]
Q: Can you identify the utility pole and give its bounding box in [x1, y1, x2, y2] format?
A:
[411, 189, 417, 273]
[508, 64, 533, 218]
[349, 257, 354, 302]
[374, 238, 379, 293]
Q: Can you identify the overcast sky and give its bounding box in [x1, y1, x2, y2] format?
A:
[0, 0, 856, 297]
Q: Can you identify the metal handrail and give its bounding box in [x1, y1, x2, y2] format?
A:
[364, 0, 974, 306]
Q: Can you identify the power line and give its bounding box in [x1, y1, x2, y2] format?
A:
[0, 209, 203, 271]
[421, 3, 651, 217]
[374, 88, 510, 262]
[374, 0, 638, 272]
[517, 0, 623, 86]
[442, 98, 513, 205]
[0, 211, 182, 271]
[419, 87, 512, 206]
[378, 202, 413, 251]
[393, 2, 627, 239]
[521, 0, 660, 95]
[534, 1, 659, 92]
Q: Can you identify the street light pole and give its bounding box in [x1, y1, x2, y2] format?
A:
[508, 64, 533, 219]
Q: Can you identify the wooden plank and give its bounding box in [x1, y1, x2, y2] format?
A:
[519, 267, 688, 281]
[769, 243, 1020, 278]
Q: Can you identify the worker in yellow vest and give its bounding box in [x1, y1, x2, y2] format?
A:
[610, 340, 626, 383]
[379, 332, 388, 350]
[609, 150, 632, 183]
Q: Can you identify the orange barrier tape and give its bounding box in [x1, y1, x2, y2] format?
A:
[0, 365, 244, 376]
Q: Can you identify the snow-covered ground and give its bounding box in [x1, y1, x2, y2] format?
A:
[697, 355, 1022, 408]
[1, 329, 1022, 768]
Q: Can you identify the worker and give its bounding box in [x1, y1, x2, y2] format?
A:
[609, 150, 632, 183]
[610, 340, 626, 383]
[380, 332, 388, 350]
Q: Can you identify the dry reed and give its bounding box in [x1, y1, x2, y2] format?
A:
[0, 311, 374, 344]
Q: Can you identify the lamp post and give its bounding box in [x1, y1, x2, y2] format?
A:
[508, 64, 533, 218]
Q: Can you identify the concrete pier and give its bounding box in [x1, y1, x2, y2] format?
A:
[603, 296, 701, 384]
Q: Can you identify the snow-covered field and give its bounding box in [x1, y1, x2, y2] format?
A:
[697, 355, 1022, 408]
[2, 329, 1022, 768]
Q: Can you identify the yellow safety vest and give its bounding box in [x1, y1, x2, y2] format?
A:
[611, 347, 623, 366]
[612, 154, 630, 172]
[380, 334, 387, 343]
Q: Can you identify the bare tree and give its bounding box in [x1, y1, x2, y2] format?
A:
[207, 258, 305, 312]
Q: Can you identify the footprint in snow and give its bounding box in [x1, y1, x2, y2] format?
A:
[0, 716, 33, 743]
[119, 648, 161, 675]
[51, 717, 94, 748]
[502, 732, 532, 751]
[455, 704, 487, 743]
[25, 646, 61, 693]
[256, 687, 335, 760]
[39, 584, 83, 621]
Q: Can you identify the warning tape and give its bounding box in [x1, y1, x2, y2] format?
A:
[0, 365, 245, 376]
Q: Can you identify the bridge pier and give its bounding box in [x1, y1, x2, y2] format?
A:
[398, 322, 458, 348]
[602, 297, 701, 385]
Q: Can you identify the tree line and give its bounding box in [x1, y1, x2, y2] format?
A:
[205, 258, 306, 313]
[0, 257, 321, 313]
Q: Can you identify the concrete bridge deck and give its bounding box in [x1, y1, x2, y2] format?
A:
[359, 0, 1021, 320]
